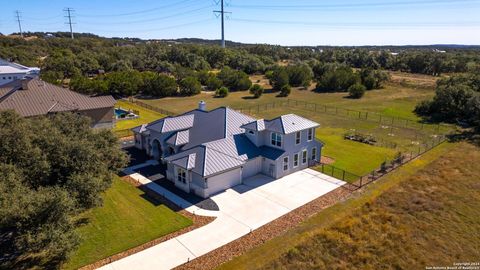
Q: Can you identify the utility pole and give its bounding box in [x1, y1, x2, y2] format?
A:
[214, 0, 230, 48]
[64, 7, 75, 39]
[15, 10, 23, 38]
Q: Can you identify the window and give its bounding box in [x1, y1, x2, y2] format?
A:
[248, 130, 255, 135]
[302, 149, 308, 164]
[283, 156, 289, 171]
[307, 128, 313, 141]
[271, 133, 282, 147]
[295, 131, 301, 144]
[311, 147, 317, 161]
[177, 168, 186, 184]
[293, 153, 299, 167]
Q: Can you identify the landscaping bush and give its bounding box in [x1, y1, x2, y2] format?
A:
[348, 83, 367, 99]
[279, 84, 292, 97]
[249, 84, 264, 98]
[215, 86, 229, 98]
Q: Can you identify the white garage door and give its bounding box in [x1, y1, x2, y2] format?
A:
[242, 158, 262, 179]
[206, 168, 242, 196]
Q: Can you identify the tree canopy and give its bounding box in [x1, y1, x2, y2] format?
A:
[0, 111, 128, 269]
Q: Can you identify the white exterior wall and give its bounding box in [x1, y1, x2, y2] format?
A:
[0, 72, 25, 86]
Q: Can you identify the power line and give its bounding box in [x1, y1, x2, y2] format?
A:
[76, 0, 196, 17]
[64, 8, 75, 39]
[230, 18, 480, 29]
[14, 10, 23, 37]
[77, 5, 213, 25]
[214, 0, 231, 48]
[230, 0, 480, 10]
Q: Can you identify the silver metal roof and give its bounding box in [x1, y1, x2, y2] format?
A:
[266, 114, 319, 134]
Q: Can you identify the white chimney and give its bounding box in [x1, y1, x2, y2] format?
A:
[198, 100, 206, 111]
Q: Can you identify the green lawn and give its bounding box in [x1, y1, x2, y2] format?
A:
[316, 127, 396, 177]
[114, 100, 165, 131]
[133, 80, 440, 177]
[62, 178, 192, 270]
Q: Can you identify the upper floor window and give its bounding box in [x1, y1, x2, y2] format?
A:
[271, 132, 282, 147]
[177, 168, 186, 184]
[307, 128, 313, 141]
[302, 149, 308, 164]
[295, 131, 301, 144]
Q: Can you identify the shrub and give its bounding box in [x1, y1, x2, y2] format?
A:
[348, 83, 367, 99]
[206, 76, 223, 91]
[178, 76, 201, 96]
[279, 84, 292, 97]
[215, 86, 229, 98]
[249, 84, 264, 98]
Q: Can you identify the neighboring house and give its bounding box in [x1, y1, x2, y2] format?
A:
[0, 78, 116, 128]
[132, 101, 323, 198]
[0, 59, 40, 86]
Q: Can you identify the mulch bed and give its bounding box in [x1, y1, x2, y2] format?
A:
[174, 185, 353, 270]
[79, 176, 215, 270]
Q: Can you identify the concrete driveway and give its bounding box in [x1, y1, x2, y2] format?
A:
[100, 168, 345, 270]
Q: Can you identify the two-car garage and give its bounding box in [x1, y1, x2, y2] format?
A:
[202, 157, 262, 198]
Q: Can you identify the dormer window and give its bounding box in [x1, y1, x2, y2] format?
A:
[295, 131, 301, 144]
[271, 132, 282, 147]
[307, 128, 313, 141]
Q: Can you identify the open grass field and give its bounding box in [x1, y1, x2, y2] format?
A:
[218, 141, 480, 269]
[135, 74, 446, 177]
[140, 82, 433, 121]
[114, 100, 165, 131]
[62, 178, 192, 270]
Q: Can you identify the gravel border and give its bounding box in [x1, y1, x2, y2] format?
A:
[78, 176, 215, 270]
[174, 186, 353, 270]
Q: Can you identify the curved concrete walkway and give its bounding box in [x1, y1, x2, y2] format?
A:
[101, 167, 345, 270]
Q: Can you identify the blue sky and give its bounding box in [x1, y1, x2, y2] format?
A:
[1, 0, 479, 45]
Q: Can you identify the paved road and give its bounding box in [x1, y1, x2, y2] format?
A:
[100, 167, 345, 270]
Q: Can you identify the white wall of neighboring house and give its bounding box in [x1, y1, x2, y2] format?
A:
[0, 59, 40, 86]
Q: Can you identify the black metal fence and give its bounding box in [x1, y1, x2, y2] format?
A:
[315, 133, 448, 191]
[235, 99, 452, 134]
[130, 99, 175, 116]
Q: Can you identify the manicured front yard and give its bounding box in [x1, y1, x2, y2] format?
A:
[62, 178, 192, 270]
[114, 100, 165, 131]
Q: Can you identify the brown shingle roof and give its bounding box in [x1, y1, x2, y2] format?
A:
[0, 78, 115, 117]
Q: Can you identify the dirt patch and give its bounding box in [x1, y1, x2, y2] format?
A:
[79, 176, 215, 270]
[174, 186, 353, 270]
[320, 155, 335, 165]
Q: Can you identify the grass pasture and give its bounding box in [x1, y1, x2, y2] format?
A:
[136, 78, 448, 177]
[218, 142, 480, 269]
[62, 178, 192, 270]
[260, 143, 480, 269]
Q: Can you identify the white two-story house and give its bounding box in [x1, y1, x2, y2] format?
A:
[132, 101, 323, 198]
